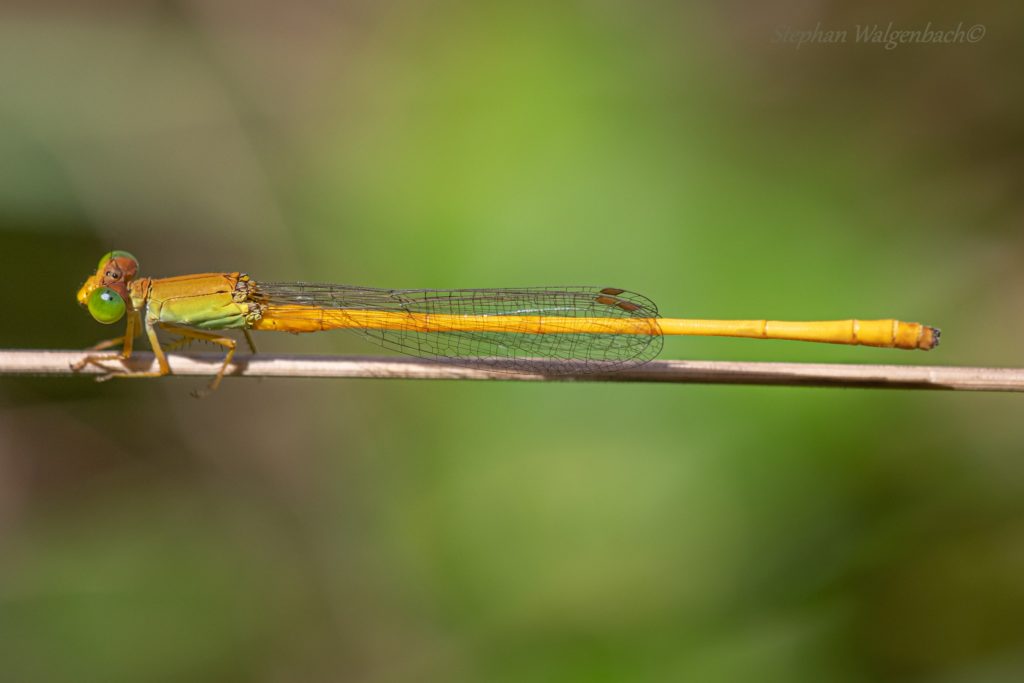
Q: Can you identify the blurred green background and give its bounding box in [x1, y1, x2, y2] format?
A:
[2, 2, 1023, 681]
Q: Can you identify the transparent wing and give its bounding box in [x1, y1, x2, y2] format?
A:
[250, 283, 664, 374]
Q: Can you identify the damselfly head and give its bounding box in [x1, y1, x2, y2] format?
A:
[78, 251, 138, 321]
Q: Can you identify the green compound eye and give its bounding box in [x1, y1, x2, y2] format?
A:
[97, 250, 138, 271]
[87, 287, 126, 324]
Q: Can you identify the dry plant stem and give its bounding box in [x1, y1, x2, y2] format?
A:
[1, 350, 1023, 392]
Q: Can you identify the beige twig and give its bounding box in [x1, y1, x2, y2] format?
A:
[1, 349, 1022, 392]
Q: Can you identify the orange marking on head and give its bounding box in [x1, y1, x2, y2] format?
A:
[93, 255, 139, 307]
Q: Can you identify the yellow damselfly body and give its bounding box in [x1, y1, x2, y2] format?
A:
[75, 251, 940, 395]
